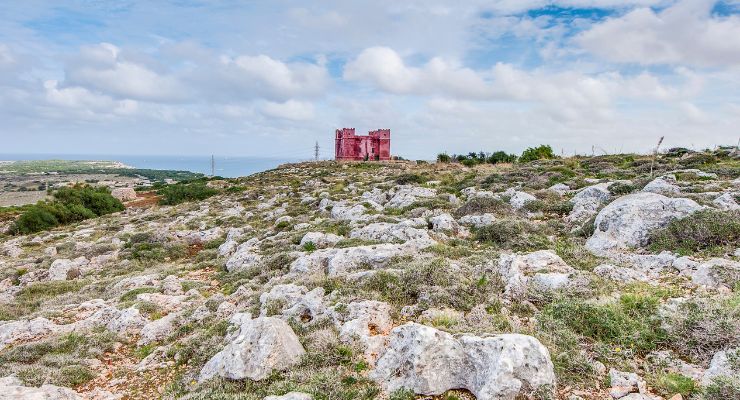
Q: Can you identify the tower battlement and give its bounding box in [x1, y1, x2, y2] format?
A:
[335, 128, 391, 161]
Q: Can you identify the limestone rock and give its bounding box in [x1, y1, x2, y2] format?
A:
[386, 186, 436, 209]
[349, 222, 430, 243]
[567, 183, 611, 223]
[459, 213, 496, 228]
[225, 239, 262, 272]
[264, 393, 312, 400]
[430, 213, 458, 232]
[48, 257, 87, 281]
[509, 191, 537, 209]
[370, 323, 555, 400]
[199, 317, 305, 382]
[259, 284, 326, 324]
[330, 202, 366, 221]
[0, 381, 83, 399]
[138, 312, 180, 346]
[642, 176, 680, 195]
[701, 348, 740, 387]
[111, 187, 137, 202]
[593, 264, 650, 283]
[586, 192, 703, 253]
[336, 300, 393, 365]
[713, 192, 739, 211]
[300, 232, 342, 248]
[106, 307, 147, 336]
[496, 250, 576, 299]
[0, 318, 59, 351]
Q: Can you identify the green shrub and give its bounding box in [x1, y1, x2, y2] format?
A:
[10, 184, 123, 234]
[487, 151, 517, 164]
[663, 296, 740, 363]
[652, 373, 697, 398]
[474, 220, 550, 251]
[543, 294, 666, 355]
[395, 173, 427, 185]
[608, 182, 636, 196]
[437, 153, 451, 163]
[454, 197, 510, 217]
[520, 145, 556, 163]
[648, 210, 740, 255]
[158, 182, 218, 205]
[704, 377, 740, 400]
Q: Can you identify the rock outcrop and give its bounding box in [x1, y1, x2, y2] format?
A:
[370, 322, 555, 400]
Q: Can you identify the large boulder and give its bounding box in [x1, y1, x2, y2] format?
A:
[370, 323, 555, 400]
[702, 348, 740, 387]
[335, 300, 393, 365]
[386, 186, 436, 209]
[496, 250, 578, 299]
[199, 317, 305, 382]
[259, 284, 326, 323]
[225, 239, 262, 272]
[330, 202, 367, 221]
[567, 183, 612, 223]
[586, 192, 703, 254]
[300, 232, 343, 249]
[0, 379, 82, 399]
[111, 187, 137, 202]
[349, 222, 430, 243]
[48, 257, 87, 281]
[509, 191, 537, 210]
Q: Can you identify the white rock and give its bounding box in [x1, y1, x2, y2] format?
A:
[264, 393, 312, 400]
[702, 348, 740, 386]
[300, 232, 343, 248]
[682, 258, 740, 289]
[336, 300, 393, 365]
[549, 183, 571, 195]
[112, 274, 160, 292]
[593, 264, 650, 283]
[0, 318, 58, 351]
[608, 368, 643, 399]
[370, 323, 555, 399]
[430, 213, 458, 232]
[459, 213, 496, 228]
[509, 191, 537, 209]
[497, 250, 575, 299]
[48, 257, 87, 281]
[106, 307, 147, 336]
[275, 215, 293, 226]
[713, 192, 739, 210]
[138, 313, 180, 345]
[330, 202, 366, 221]
[111, 187, 137, 202]
[0, 382, 83, 399]
[225, 239, 262, 272]
[199, 317, 305, 382]
[586, 192, 703, 253]
[567, 183, 612, 223]
[259, 284, 326, 323]
[349, 222, 431, 243]
[161, 275, 183, 295]
[386, 186, 436, 209]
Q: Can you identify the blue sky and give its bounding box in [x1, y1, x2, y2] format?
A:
[1, 0, 739, 159]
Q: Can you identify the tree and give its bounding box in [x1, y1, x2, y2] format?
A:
[437, 153, 451, 163]
[519, 145, 556, 163]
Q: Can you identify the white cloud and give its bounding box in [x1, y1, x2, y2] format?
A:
[262, 100, 315, 121]
[65, 43, 187, 102]
[577, 0, 740, 68]
[344, 46, 700, 122]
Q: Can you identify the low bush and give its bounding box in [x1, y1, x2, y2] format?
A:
[543, 294, 666, 355]
[648, 210, 740, 255]
[10, 185, 123, 234]
[663, 295, 740, 364]
[474, 220, 550, 251]
[608, 182, 636, 196]
[704, 377, 740, 400]
[454, 197, 510, 217]
[519, 145, 556, 163]
[395, 173, 427, 185]
[158, 182, 218, 205]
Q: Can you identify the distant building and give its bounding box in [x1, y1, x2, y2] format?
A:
[335, 128, 391, 161]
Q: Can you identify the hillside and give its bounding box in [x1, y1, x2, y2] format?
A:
[0, 151, 739, 400]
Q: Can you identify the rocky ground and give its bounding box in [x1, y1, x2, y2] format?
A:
[0, 152, 738, 400]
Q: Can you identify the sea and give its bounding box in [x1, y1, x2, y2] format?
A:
[0, 154, 304, 178]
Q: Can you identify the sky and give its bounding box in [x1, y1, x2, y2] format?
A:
[1, 0, 739, 159]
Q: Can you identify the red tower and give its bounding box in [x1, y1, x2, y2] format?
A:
[335, 128, 391, 161]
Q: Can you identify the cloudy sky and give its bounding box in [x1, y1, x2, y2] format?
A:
[1, 0, 739, 159]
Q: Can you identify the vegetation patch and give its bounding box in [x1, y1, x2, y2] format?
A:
[648, 209, 740, 256]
